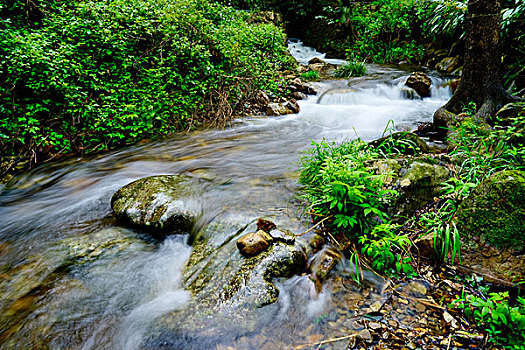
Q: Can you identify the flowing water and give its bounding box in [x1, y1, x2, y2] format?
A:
[0, 42, 453, 349]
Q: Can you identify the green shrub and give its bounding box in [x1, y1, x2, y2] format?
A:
[337, 0, 431, 63]
[300, 70, 320, 81]
[0, 0, 294, 165]
[299, 139, 395, 239]
[451, 291, 525, 349]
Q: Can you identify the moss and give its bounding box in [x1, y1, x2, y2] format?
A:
[455, 170, 525, 248]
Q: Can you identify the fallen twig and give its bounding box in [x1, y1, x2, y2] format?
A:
[293, 333, 357, 350]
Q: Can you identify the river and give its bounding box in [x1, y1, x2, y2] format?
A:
[0, 41, 452, 349]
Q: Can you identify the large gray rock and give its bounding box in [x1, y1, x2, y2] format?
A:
[371, 156, 450, 217]
[111, 175, 202, 234]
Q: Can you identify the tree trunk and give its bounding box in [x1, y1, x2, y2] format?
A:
[433, 0, 521, 133]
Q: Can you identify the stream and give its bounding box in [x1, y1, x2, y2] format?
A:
[0, 41, 453, 349]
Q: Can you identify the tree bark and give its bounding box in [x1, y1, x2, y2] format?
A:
[433, 0, 521, 133]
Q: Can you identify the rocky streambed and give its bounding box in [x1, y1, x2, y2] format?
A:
[2, 42, 523, 349]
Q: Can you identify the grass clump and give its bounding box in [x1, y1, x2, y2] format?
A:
[333, 61, 366, 78]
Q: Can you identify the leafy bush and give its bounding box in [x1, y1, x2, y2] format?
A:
[299, 139, 395, 239]
[335, 0, 431, 63]
[0, 0, 294, 167]
[451, 291, 525, 348]
[358, 223, 414, 277]
[333, 61, 367, 78]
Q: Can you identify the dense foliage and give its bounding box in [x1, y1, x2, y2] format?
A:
[0, 0, 294, 167]
[299, 136, 416, 277]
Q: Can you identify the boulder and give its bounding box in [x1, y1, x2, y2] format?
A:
[283, 99, 300, 114]
[454, 170, 525, 283]
[396, 161, 450, 216]
[265, 102, 289, 116]
[254, 89, 270, 106]
[290, 78, 317, 95]
[308, 57, 325, 65]
[265, 100, 300, 116]
[435, 56, 460, 73]
[111, 175, 202, 234]
[237, 230, 273, 256]
[400, 87, 422, 100]
[405, 72, 431, 98]
[291, 91, 307, 100]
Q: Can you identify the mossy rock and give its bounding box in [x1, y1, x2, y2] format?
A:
[494, 102, 525, 125]
[397, 161, 449, 215]
[111, 175, 202, 234]
[369, 132, 430, 155]
[455, 170, 525, 249]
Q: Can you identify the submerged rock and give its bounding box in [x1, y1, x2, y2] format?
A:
[405, 72, 431, 98]
[455, 170, 525, 283]
[111, 175, 202, 234]
[309, 246, 343, 293]
[400, 87, 422, 100]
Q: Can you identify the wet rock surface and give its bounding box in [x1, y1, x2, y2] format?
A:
[146, 218, 308, 346]
[405, 72, 431, 98]
[111, 175, 203, 234]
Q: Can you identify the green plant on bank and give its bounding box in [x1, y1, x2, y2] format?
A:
[299, 139, 396, 239]
[299, 70, 320, 81]
[448, 103, 525, 186]
[333, 61, 366, 78]
[451, 291, 525, 349]
[358, 223, 414, 277]
[0, 0, 294, 167]
[299, 135, 418, 278]
[375, 121, 423, 156]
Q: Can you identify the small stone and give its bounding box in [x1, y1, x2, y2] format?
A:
[357, 329, 372, 342]
[237, 230, 273, 256]
[409, 281, 428, 296]
[268, 230, 295, 244]
[369, 322, 382, 330]
[369, 301, 383, 312]
[256, 218, 276, 232]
